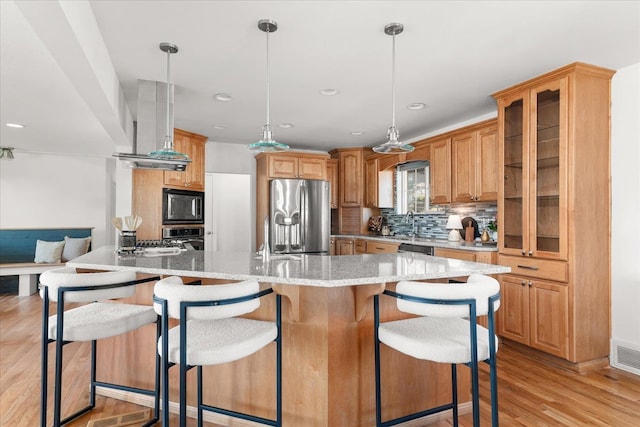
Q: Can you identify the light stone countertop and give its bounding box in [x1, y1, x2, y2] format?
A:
[68, 246, 510, 287]
[333, 234, 499, 252]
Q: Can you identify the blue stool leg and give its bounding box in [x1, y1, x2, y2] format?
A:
[40, 297, 50, 427]
[90, 340, 97, 407]
[451, 364, 458, 427]
[490, 355, 499, 426]
[197, 365, 203, 427]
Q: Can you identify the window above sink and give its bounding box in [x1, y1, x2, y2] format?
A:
[396, 161, 431, 214]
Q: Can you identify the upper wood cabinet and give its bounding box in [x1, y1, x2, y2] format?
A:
[254, 152, 329, 248]
[364, 156, 393, 208]
[265, 153, 327, 180]
[332, 148, 364, 207]
[451, 122, 498, 203]
[429, 138, 452, 204]
[163, 128, 207, 191]
[498, 78, 568, 260]
[326, 159, 339, 209]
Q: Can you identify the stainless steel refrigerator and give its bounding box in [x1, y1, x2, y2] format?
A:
[270, 179, 330, 254]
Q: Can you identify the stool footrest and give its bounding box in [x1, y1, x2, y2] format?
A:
[93, 381, 157, 397]
[59, 403, 94, 426]
[200, 402, 278, 426]
[380, 402, 455, 427]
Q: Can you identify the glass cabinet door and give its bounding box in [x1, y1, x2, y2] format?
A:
[530, 79, 568, 260]
[500, 95, 529, 255]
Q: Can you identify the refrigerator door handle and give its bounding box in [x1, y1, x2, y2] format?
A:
[300, 185, 306, 248]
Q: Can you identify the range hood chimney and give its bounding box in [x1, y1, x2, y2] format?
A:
[114, 43, 190, 171]
[113, 80, 190, 171]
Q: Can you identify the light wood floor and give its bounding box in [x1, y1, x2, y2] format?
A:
[1, 294, 639, 426]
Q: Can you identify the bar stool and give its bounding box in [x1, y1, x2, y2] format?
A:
[39, 267, 161, 427]
[374, 274, 501, 427]
[153, 276, 281, 427]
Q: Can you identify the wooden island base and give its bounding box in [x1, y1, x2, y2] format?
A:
[96, 278, 473, 427]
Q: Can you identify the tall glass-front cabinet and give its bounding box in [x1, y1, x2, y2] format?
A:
[494, 63, 614, 366]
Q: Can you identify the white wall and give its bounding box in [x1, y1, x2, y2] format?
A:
[0, 153, 114, 247]
[205, 140, 258, 250]
[611, 62, 640, 352]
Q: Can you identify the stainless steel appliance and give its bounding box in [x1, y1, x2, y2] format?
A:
[135, 226, 204, 251]
[270, 179, 330, 254]
[162, 226, 205, 250]
[162, 188, 204, 224]
[397, 243, 434, 255]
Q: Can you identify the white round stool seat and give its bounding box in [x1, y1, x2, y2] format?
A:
[378, 316, 499, 364]
[159, 317, 278, 366]
[47, 302, 157, 342]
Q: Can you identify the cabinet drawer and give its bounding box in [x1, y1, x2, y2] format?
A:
[498, 255, 567, 282]
[366, 241, 399, 254]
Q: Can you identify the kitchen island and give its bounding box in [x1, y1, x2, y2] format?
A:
[68, 247, 509, 427]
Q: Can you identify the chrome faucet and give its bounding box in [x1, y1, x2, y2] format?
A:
[404, 210, 416, 237]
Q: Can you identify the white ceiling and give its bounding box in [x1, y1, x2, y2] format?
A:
[1, 0, 639, 157]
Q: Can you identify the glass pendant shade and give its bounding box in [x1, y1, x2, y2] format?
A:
[149, 42, 190, 161]
[249, 124, 289, 152]
[373, 23, 414, 154]
[373, 126, 414, 153]
[249, 19, 289, 152]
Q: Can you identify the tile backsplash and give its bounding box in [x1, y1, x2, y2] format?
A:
[379, 202, 497, 239]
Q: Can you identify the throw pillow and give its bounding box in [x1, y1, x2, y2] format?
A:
[61, 236, 91, 262]
[34, 240, 65, 263]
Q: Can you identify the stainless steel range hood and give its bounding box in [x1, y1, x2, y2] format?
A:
[113, 79, 191, 171]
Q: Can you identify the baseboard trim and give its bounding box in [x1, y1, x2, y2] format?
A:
[96, 386, 471, 426]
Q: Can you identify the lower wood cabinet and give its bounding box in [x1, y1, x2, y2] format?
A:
[434, 247, 496, 264]
[365, 241, 399, 254]
[336, 238, 355, 255]
[355, 239, 366, 254]
[498, 275, 568, 358]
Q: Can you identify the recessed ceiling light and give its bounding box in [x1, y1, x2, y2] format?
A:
[5, 123, 24, 128]
[213, 124, 226, 130]
[351, 131, 365, 136]
[407, 103, 426, 110]
[214, 93, 232, 101]
[279, 123, 294, 129]
[319, 88, 339, 96]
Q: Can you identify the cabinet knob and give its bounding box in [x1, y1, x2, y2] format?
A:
[522, 250, 526, 256]
[521, 281, 526, 286]
[529, 250, 533, 256]
[528, 281, 533, 287]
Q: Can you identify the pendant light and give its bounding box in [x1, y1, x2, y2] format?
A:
[149, 42, 190, 160]
[373, 23, 414, 154]
[249, 19, 289, 152]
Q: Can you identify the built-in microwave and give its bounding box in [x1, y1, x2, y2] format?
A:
[162, 188, 204, 224]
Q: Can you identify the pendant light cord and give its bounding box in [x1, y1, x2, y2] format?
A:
[391, 31, 396, 129]
[266, 27, 271, 128]
[165, 48, 172, 146]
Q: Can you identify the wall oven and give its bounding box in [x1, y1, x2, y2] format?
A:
[162, 188, 204, 224]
